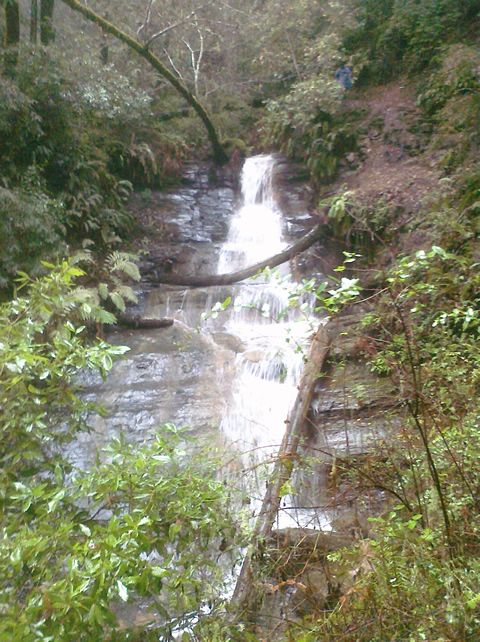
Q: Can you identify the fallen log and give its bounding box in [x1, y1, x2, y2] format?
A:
[230, 324, 330, 615]
[149, 224, 323, 287]
[116, 314, 174, 329]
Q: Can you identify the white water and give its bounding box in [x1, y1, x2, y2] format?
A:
[212, 155, 326, 530]
[79, 154, 326, 531]
[217, 155, 285, 273]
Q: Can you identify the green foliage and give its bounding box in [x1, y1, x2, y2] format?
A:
[256, 4, 361, 185]
[260, 77, 355, 184]
[0, 186, 66, 290]
[0, 50, 140, 282]
[0, 78, 43, 178]
[320, 190, 397, 255]
[0, 428, 242, 641]
[301, 508, 480, 640]
[343, 0, 480, 81]
[0, 263, 244, 639]
[458, 161, 480, 214]
[75, 61, 153, 121]
[72, 249, 141, 315]
[0, 261, 128, 484]
[418, 44, 480, 173]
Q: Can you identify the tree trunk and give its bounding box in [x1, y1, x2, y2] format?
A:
[150, 224, 323, 287]
[4, 0, 20, 74]
[40, 0, 55, 45]
[230, 324, 330, 617]
[30, 0, 38, 44]
[59, 0, 228, 165]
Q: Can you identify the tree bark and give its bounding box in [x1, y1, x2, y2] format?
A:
[5, 0, 20, 46]
[150, 224, 323, 287]
[30, 0, 38, 44]
[59, 0, 228, 165]
[40, 0, 55, 45]
[4, 0, 20, 74]
[230, 324, 330, 617]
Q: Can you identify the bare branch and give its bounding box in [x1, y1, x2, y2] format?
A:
[137, 0, 154, 38]
[150, 225, 323, 287]
[146, 9, 197, 48]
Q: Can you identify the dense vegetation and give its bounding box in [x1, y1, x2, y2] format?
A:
[1, 0, 480, 639]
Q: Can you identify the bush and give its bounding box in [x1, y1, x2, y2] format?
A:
[260, 76, 355, 185]
[0, 78, 43, 179]
[301, 508, 480, 640]
[0, 186, 66, 290]
[418, 44, 480, 172]
[0, 263, 244, 639]
[343, 0, 480, 81]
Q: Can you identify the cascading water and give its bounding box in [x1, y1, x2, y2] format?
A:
[212, 156, 307, 461]
[77, 154, 324, 532]
[217, 154, 285, 272]
[209, 155, 325, 529]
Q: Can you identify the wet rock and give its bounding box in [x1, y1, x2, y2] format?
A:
[71, 321, 237, 469]
[211, 332, 245, 353]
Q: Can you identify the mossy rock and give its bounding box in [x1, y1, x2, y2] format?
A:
[221, 137, 247, 155]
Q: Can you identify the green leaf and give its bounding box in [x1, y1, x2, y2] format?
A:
[279, 481, 294, 498]
[151, 567, 169, 578]
[98, 283, 109, 300]
[117, 579, 129, 602]
[109, 291, 126, 312]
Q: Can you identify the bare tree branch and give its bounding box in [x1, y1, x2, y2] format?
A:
[145, 9, 197, 47]
[137, 0, 154, 38]
[59, 0, 228, 164]
[150, 225, 323, 287]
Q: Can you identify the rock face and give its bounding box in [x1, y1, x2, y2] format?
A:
[75, 157, 395, 635]
[72, 319, 237, 469]
[72, 158, 319, 469]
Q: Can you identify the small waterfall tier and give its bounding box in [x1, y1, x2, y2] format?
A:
[217, 155, 286, 274]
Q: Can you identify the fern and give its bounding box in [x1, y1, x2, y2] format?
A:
[106, 251, 141, 282]
[114, 283, 139, 304]
[97, 283, 109, 300]
[109, 291, 126, 312]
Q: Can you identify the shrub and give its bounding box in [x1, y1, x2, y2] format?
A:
[342, 0, 480, 81]
[418, 44, 480, 172]
[0, 186, 66, 290]
[0, 263, 244, 639]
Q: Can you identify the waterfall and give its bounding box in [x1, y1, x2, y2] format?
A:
[78, 153, 325, 530]
[217, 155, 286, 274]
[214, 156, 312, 467]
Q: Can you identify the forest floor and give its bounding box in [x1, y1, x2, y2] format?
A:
[337, 79, 442, 214]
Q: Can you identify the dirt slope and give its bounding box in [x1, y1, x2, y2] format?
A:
[336, 81, 441, 215]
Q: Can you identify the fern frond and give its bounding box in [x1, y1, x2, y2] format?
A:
[106, 251, 141, 281]
[115, 284, 138, 304]
[109, 291, 126, 312]
[98, 283, 109, 300]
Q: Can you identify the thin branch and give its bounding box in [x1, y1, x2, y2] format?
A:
[137, 0, 154, 38]
[146, 9, 197, 47]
